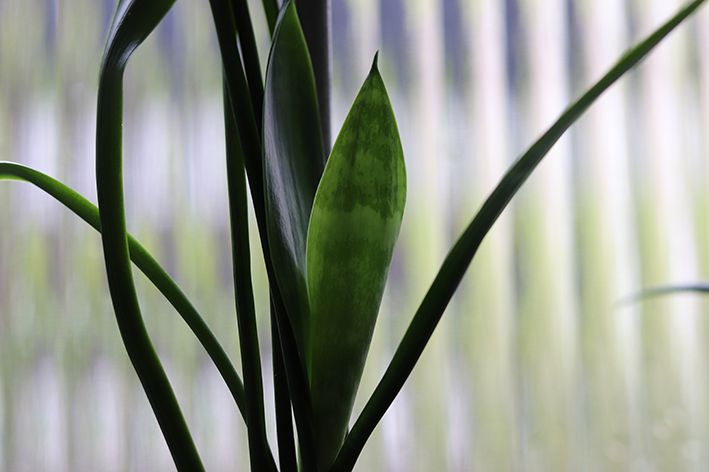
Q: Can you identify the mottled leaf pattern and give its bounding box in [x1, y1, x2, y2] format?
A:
[306, 54, 406, 470]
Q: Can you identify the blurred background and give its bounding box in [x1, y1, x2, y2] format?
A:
[2, 0, 709, 470]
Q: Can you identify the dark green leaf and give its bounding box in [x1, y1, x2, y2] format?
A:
[97, 1, 205, 470]
[263, 0, 325, 360]
[101, 0, 176, 71]
[295, 0, 333, 153]
[272, 307, 299, 472]
[223, 87, 277, 472]
[620, 283, 709, 304]
[272, 290, 321, 472]
[228, 0, 265, 134]
[262, 0, 279, 36]
[208, 0, 264, 222]
[262, 3, 324, 469]
[0, 161, 247, 422]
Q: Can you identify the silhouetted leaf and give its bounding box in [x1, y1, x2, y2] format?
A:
[97, 0, 205, 469]
[0, 161, 247, 422]
[263, 0, 325, 360]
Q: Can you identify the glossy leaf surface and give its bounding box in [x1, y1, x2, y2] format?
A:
[101, 0, 176, 71]
[306, 55, 406, 471]
[263, 0, 325, 360]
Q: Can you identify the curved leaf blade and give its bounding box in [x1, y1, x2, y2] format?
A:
[102, 0, 176, 71]
[620, 283, 709, 304]
[306, 54, 406, 471]
[0, 161, 247, 425]
[97, 0, 205, 469]
[263, 0, 325, 359]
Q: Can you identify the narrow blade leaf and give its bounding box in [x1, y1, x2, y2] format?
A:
[0, 161, 248, 420]
[224, 85, 276, 472]
[97, 0, 205, 469]
[620, 283, 709, 304]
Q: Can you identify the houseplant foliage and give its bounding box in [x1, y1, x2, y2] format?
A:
[0, 0, 708, 470]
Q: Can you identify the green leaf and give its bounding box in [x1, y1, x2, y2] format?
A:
[262, 3, 325, 469]
[97, 1, 205, 470]
[272, 287, 321, 472]
[101, 0, 176, 71]
[620, 283, 709, 304]
[229, 0, 266, 135]
[208, 0, 264, 231]
[261, 0, 279, 36]
[223, 86, 277, 472]
[263, 0, 325, 360]
[306, 53, 406, 471]
[271, 308, 299, 472]
[330, 1, 708, 471]
[0, 161, 248, 420]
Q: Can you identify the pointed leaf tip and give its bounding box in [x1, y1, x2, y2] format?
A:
[372, 51, 379, 72]
[306, 53, 405, 470]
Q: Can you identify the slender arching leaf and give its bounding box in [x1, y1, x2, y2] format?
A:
[208, 0, 264, 224]
[229, 0, 266, 135]
[330, 1, 708, 471]
[0, 161, 247, 421]
[97, 0, 205, 470]
[223, 84, 277, 472]
[263, 0, 325, 361]
[620, 283, 709, 304]
[101, 0, 176, 71]
[306, 53, 405, 471]
[262, 0, 279, 35]
[295, 0, 333, 154]
[271, 307, 298, 472]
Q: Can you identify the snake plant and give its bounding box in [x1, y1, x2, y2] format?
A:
[1, 0, 707, 470]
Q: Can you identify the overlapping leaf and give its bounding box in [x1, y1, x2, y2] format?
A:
[263, 0, 326, 361]
[306, 54, 406, 471]
[0, 161, 246, 418]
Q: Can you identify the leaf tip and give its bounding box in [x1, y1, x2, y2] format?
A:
[371, 51, 380, 73]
